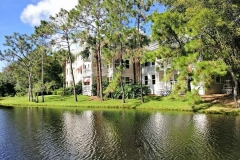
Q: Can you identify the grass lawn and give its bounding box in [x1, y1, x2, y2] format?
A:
[0, 95, 240, 115]
[0, 95, 191, 110]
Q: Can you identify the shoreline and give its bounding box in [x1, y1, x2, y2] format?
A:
[0, 95, 240, 115]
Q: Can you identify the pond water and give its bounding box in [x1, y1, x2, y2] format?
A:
[0, 107, 240, 160]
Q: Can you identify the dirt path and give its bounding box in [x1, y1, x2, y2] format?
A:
[201, 94, 240, 106]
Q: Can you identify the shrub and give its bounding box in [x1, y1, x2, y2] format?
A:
[57, 91, 63, 95]
[64, 87, 73, 95]
[184, 90, 202, 105]
[16, 92, 27, 97]
[76, 82, 82, 95]
[92, 81, 151, 99]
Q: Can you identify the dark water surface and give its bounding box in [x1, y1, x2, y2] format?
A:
[0, 107, 240, 160]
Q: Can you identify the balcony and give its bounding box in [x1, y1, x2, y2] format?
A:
[83, 85, 91, 96]
[107, 67, 113, 77]
[155, 81, 176, 96]
[155, 64, 171, 72]
[222, 80, 233, 94]
[83, 68, 92, 77]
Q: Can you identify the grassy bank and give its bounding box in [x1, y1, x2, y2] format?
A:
[0, 95, 240, 115]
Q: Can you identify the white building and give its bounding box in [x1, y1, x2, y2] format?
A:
[66, 43, 233, 96]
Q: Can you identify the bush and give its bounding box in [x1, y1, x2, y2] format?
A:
[64, 87, 73, 95]
[92, 81, 151, 99]
[76, 82, 82, 95]
[16, 92, 27, 97]
[57, 91, 63, 95]
[184, 90, 202, 105]
[54, 82, 82, 96]
[92, 81, 109, 96]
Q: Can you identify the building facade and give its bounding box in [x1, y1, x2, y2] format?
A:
[66, 44, 233, 96]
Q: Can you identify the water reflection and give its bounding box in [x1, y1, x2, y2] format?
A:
[0, 108, 240, 159]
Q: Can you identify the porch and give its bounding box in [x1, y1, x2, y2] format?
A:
[222, 80, 233, 94]
[155, 81, 177, 96]
[83, 85, 91, 96]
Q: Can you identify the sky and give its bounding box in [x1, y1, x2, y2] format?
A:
[0, 0, 78, 71]
[0, 0, 165, 72]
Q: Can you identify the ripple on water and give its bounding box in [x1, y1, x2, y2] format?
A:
[1, 108, 240, 160]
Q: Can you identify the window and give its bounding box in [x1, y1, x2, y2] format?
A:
[174, 74, 178, 81]
[152, 75, 155, 85]
[216, 77, 221, 83]
[115, 60, 120, 67]
[124, 77, 130, 84]
[108, 77, 113, 82]
[145, 76, 148, 85]
[125, 60, 130, 68]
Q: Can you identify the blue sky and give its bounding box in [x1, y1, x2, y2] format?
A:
[0, 0, 35, 71]
[0, 0, 78, 71]
[0, 0, 164, 72]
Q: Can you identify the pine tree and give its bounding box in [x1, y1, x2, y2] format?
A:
[49, 9, 79, 102]
[0, 33, 36, 101]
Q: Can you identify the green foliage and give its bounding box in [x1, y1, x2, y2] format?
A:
[76, 82, 82, 95]
[92, 79, 150, 99]
[16, 92, 27, 97]
[184, 90, 202, 106]
[0, 72, 16, 97]
[55, 88, 63, 95]
[55, 82, 82, 96]
[92, 80, 109, 97]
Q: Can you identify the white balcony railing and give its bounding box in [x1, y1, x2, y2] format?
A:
[222, 80, 233, 94]
[83, 68, 92, 77]
[83, 85, 91, 92]
[83, 86, 91, 96]
[156, 81, 177, 96]
[107, 67, 113, 77]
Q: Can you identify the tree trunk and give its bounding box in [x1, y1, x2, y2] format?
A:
[28, 72, 31, 102]
[94, 50, 100, 97]
[140, 63, 144, 103]
[36, 92, 39, 103]
[229, 68, 239, 108]
[41, 50, 44, 102]
[133, 59, 136, 84]
[137, 17, 144, 103]
[67, 36, 77, 102]
[28, 70, 33, 102]
[187, 77, 192, 92]
[61, 59, 66, 100]
[120, 43, 125, 103]
[97, 42, 103, 101]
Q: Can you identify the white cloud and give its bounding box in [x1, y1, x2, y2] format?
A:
[20, 0, 78, 26]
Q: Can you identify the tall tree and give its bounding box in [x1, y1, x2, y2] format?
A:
[69, 0, 107, 101]
[34, 20, 54, 102]
[153, 0, 239, 107]
[0, 33, 36, 101]
[150, 9, 194, 93]
[104, 0, 132, 103]
[129, 0, 153, 103]
[49, 9, 79, 102]
[186, 0, 240, 107]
